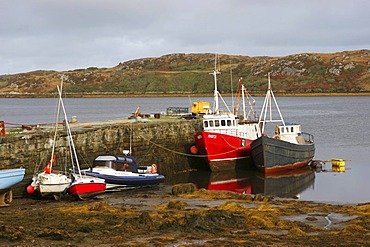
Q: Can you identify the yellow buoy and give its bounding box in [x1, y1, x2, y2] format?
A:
[331, 159, 345, 167]
[332, 165, 345, 173]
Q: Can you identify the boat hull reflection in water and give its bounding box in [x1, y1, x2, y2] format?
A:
[252, 167, 315, 198]
[188, 167, 315, 198]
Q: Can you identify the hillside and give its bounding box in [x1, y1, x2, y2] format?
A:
[0, 50, 369, 97]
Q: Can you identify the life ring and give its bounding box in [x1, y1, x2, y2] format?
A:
[151, 164, 157, 174]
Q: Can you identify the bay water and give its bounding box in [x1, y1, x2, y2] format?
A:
[1, 96, 369, 204]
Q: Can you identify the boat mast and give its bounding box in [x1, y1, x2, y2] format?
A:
[57, 85, 82, 178]
[259, 73, 285, 133]
[49, 76, 64, 170]
[211, 54, 221, 114]
[241, 84, 247, 120]
[234, 77, 243, 116]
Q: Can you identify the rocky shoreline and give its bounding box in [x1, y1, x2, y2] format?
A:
[1, 183, 369, 246]
[1, 92, 370, 98]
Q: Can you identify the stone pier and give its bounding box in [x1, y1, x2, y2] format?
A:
[0, 118, 204, 177]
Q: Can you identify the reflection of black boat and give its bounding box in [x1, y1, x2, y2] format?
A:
[190, 167, 315, 198]
[252, 167, 315, 198]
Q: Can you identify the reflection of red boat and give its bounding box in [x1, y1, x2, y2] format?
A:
[192, 57, 261, 172]
[207, 170, 253, 194]
[208, 177, 252, 194]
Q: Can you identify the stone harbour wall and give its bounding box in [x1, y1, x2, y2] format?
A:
[0, 119, 204, 176]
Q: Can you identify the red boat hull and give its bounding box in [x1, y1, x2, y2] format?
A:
[68, 182, 106, 200]
[194, 131, 254, 172]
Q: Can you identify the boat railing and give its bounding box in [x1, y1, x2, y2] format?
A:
[302, 132, 314, 143]
[218, 129, 252, 139]
[212, 129, 238, 136]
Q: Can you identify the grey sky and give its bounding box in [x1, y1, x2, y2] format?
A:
[1, 0, 369, 75]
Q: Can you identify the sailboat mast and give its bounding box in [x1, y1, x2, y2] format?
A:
[57, 86, 82, 177]
[49, 78, 63, 169]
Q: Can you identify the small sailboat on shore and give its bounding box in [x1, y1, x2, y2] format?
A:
[27, 80, 106, 200]
[250, 73, 315, 173]
[53, 86, 106, 200]
[27, 81, 71, 200]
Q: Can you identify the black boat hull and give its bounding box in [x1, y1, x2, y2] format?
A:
[251, 136, 315, 173]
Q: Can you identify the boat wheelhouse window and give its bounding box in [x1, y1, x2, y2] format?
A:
[221, 120, 226, 126]
[227, 120, 232, 126]
[112, 162, 135, 172]
[209, 120, 214, 127]
[204, 121, 208, 128]
[215, 120, 220, 127]
[280, 127, 284, 133]
[93, 160, 112, 168]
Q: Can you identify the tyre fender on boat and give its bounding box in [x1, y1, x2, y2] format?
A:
[151, 164, 157, 174]
[190, 145, 198, 154]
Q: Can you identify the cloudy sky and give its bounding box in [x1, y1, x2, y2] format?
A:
[1, 0, 369, 75]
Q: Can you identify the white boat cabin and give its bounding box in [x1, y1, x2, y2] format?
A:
[202, 113, 261, 140]
[274, 123, 306, 144]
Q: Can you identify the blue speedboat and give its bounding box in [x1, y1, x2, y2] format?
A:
[79, 152, 165, 190]
[0, 168, 26, 206]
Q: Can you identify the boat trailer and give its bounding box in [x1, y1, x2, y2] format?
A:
[0, 188, 13, 207]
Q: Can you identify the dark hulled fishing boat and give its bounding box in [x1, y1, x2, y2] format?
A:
[251, 73, 315, 173]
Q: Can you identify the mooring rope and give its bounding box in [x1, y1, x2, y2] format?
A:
[138, 134, 246, 158]
[220, 135, 243, 150]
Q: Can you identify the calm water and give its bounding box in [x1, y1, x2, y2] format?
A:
[1, 96, 369, 204]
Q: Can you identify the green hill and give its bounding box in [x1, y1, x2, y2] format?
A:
[0, 50, 369, 97]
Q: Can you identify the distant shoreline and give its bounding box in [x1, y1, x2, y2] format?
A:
[1, 92, 370, 98]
